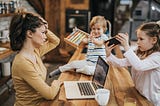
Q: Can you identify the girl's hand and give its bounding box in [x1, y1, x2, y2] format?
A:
[105, 42, 116, 57]
[116, 33, 130, 51]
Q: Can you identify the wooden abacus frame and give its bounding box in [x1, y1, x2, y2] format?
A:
[64, 28, 89, 48]
[64, 20, 112, 48]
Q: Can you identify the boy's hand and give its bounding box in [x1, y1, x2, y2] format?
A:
[72, 27, 77, 32]
[82, 37, 88, 44]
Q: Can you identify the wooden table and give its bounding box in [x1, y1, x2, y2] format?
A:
[55, 47, 153, 106]
[0, 42, 14, 61]
[0, 42, 14, 86]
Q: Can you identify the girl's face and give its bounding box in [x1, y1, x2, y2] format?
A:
[91, 23, 104, 37]
[31, 25, 47, 48]
[137, 30, 156, 52]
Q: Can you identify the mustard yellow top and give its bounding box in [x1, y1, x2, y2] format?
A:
[12, 30, 60, 106]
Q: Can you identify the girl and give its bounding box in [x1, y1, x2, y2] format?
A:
[105, 21, 160, 106]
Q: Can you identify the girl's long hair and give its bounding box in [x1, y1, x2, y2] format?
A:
[136, 21, 160, 57]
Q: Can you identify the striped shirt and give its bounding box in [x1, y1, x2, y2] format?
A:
[86, 34, 108, 63]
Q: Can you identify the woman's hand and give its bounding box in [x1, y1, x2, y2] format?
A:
[51, 80, 63, 88]
[39, 16, 48, 29]
[43, 20, 48, 29]
[116, 33, 130, 51]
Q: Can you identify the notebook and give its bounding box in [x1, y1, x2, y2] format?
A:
[64, 56, 109, 99]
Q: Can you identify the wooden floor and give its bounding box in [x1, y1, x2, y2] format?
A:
[1, 62, 64, 106]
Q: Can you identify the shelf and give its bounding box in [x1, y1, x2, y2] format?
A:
[0, 13, 17, 18]
[0, 42, 10, 48]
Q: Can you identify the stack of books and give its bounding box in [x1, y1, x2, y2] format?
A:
[64, 28, 89, 48]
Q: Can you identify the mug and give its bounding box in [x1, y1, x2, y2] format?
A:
[1, 29, 9, 43]
[2, 62, 11, 76]
[95, 88, 110, 106]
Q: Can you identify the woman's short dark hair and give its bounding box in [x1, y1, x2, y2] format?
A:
[9, 12, 44, 51]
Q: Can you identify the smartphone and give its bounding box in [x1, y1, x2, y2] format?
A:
[105, 37, 120, 46]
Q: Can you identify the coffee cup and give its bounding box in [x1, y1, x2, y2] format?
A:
[1, 30, 9, 43]
[95, 88, 110, 106]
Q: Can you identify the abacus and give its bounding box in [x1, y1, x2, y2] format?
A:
[64, 28, 89, 48]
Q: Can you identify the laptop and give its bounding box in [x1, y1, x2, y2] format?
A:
[64, 56, 109, 99]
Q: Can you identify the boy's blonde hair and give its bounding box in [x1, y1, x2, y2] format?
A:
[89, 16, 107, 33]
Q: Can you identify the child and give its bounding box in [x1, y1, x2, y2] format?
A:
[49, 16, 109, 77]
[105, 21, 160, 106]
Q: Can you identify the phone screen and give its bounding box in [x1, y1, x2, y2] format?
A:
[105, 38, 120, 46]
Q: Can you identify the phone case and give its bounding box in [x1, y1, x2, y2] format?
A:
[105, 37, 120, 46]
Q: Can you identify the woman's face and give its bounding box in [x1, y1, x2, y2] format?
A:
[91, 23, 104, 37]
[31, 25, 47, 48]
[136, 30, 155, 51]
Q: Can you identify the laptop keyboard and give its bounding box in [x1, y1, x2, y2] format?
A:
[92, 82, 100, 90]
[77, 82, 99, 96]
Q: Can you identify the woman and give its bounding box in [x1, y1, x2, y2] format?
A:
[9, 12, 62, 106]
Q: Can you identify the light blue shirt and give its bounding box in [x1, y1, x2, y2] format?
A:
[86, 34, 108, 63]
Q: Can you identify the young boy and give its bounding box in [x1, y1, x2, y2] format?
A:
[49, 16, 109, 77]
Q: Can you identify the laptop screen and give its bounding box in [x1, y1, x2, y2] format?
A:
[92, 56, 109, 86]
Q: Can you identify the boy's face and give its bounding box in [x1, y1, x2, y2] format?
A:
[91, 23, 104, 38]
